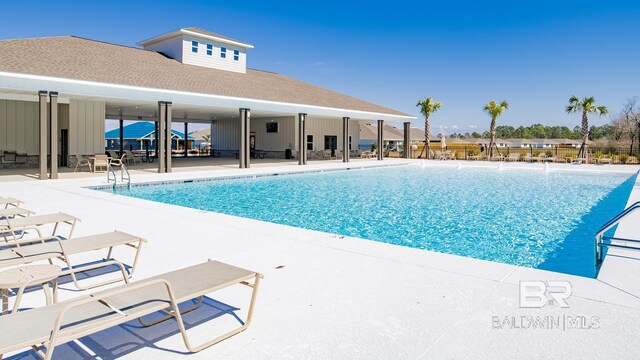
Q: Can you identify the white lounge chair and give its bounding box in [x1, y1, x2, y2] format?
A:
[0, 197, 22, 209]
[0, 260, 263, 360]
[0, 231, 146, 290]
[0, 212, 80, 244]
[0, 207, 33, 220]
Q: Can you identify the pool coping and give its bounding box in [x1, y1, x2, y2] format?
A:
[3, 159, 640, 358]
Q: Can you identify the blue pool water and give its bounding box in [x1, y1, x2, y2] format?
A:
[107, 165, 636, 277]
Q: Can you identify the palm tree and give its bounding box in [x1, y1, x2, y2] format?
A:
[566, 96, 608, 163]
[416, 97, 442, 158]
[483, 100, 509, 159]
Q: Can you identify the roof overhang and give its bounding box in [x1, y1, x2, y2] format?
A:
[137, 29, 254, 49]
[0, 71, 414, 122]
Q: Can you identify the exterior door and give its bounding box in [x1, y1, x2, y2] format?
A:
[324, 135, 338, 157]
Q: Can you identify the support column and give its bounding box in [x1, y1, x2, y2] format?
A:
[343, 117, 350, 162]
[184, 122, 188, 157]
[210, 121, 215, 157]
[118, 118, 124, 158]
[38, 91, 48, 180]
[165, 102, 172, 173]
[49, 92, 58, 179]
[239, 108, 250, 168]
[157, 102, 166, 173]
[298, 113, 307, 165]
[377, 119, 384, 160]
[403, 122, 411, 159]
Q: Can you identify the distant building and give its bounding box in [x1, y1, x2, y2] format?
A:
[105, 122, 192, 151]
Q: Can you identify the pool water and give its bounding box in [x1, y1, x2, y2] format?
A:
[108, 165, 636, 277]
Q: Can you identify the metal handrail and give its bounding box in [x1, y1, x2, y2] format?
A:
[121, 163, 131, 189]
[107, 163, 117, 189]
[595, 201, 640, 275]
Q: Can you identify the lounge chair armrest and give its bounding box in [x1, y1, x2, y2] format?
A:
[12, 260, 131, 313]
[48, 277, 178, 348]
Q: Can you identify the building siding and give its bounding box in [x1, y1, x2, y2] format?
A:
[211, 119, 240, 151]
[181, 35, 247, 74]
[143, 36, 183, 62]
[298, 117, 361, 152]
[251, 116, 295, 151]
[0, 99, 69, 157]
[0, 99, 39, 155]
[69, 99, 105, 155]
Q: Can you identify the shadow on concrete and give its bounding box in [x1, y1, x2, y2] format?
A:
[6, 296, 242, 359]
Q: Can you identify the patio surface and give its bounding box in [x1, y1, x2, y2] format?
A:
[1, 159, 639, 359]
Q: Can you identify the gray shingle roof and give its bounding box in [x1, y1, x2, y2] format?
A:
[0, 36, 408, 117]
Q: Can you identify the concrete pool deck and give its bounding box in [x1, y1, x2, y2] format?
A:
[1, 159, 639, 359]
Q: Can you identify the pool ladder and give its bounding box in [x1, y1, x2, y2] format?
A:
[107, 162, 131, 190]
[595, 201, 640, 276]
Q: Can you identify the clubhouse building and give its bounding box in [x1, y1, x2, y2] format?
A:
[0, 27, 413, 179]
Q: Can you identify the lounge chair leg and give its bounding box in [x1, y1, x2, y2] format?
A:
[175, 274, 263, 353]
[138, 296, 204, 327]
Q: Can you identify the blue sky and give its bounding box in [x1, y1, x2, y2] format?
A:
[1, 1, 639, 133]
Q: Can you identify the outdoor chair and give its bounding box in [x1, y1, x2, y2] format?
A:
[0, 260, 263, 360]
[73, 155, 92, 173]
[93, 155, 109, 173]
[0, 197, 22, 209]
[0, 207, 33, 221]
[125, 150, 143, 165]
[0, 212, 80, 244]
[597, 157, 612, 165]
[505, 153, 520, 162]
[323, 150, 332, 159]
[0, 231, 146, 291]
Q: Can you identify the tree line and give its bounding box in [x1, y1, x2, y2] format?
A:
[448, 124, 614, 140]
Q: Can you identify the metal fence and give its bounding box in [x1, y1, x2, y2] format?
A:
[405, 143, 640, 164]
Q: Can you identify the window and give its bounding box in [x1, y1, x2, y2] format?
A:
[233, 50, 240, 61]
[306, 135, 314, 151]
[206, 44, 213, 56]
[220, 47, 227, 58]
[266, 122, 278, 133]
[191, 41, 198, 53]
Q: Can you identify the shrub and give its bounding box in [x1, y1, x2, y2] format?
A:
[620, 154, 629, 164]
[545, 150, 553, 157]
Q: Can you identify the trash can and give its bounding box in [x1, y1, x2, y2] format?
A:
[285, 149, 292, 159]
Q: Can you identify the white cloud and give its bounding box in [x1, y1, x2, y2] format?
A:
[452, 125, 460, 129]
[468, 125, 478, 129]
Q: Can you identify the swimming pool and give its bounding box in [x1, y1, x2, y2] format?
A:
[106, 165, 636, 277]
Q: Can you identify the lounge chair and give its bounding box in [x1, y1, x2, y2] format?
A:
[0, 197, 22, 209]
[0, 207, 33, 220]
[434, 151, 443, 160]
[74, 155, 92, 173]
[0, 231, 145, 290]
[0, 260, 263, 360]
[540, 154, 557, 163]
[597, 157, 612, 165]
[491, 154, 505, 161]
[522, 154, 539, 162]
[505, 153, 520, 162]
[0, 212, 80, 244]
[323, 149, 332, 159]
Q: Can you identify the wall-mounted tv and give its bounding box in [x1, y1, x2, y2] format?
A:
[266, 122, 278, 133]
